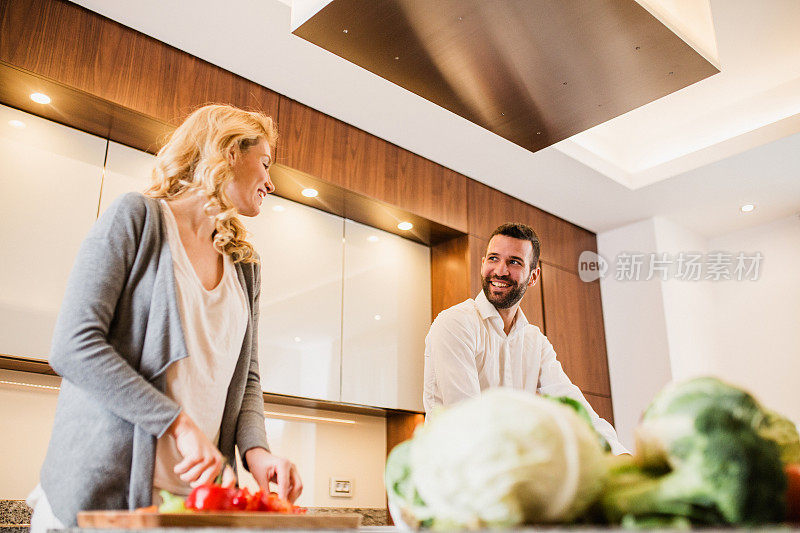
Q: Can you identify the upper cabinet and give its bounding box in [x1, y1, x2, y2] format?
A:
[278, 97, 468, 233]
[0, 105, 106, 360]
[467, 180, 596, 274]
[245, 195, 344, 402]
[341, 220, 431, 411]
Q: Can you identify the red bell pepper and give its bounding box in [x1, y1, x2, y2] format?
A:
[185, 483, 235, 511]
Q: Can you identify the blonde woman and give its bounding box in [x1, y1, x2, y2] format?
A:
[28, 104, 302, 531]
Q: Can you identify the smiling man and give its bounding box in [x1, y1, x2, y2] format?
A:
[423, 223, 627, 455]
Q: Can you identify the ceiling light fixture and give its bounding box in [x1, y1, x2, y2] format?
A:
[301, 188, 318, 198]
[397, 221, 413, 231]
[8, 120, 25, 129]
[740, 204, 755, 213]
[30, 92, 51, 104]
[374, 314, 382, 321]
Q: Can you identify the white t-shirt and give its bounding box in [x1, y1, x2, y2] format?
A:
[423, 291, 628, 455]
[153, 200, 249, 495]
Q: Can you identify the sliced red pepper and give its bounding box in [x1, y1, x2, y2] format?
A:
[185, 483, 235, 511]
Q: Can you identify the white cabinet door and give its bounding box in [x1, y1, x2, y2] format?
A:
[0, 106, 106, 360]
[98, 141, 154, 214]
[341, 220, 431, 411]
[245, 195, 344, 402]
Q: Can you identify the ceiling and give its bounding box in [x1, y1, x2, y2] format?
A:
[71, 0, 800, 238]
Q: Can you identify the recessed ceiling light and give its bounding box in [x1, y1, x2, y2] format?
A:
[397, 221, 413, 231]
[367, 235, 379, 243]
[740, 204, 755, 213]
[374, 314, 382, 321]
[30, 92, 51, 104]
[301, 188, 318, 198]
[8, 120, 25, 129]
[342, 29, 348, 34]
[294, 336, 302, 343]
[272, 205, 286, 212]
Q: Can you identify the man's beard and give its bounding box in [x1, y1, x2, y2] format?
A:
[482, 275, 529, 309]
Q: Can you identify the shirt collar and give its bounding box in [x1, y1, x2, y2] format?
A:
[474, 291, 529, 334]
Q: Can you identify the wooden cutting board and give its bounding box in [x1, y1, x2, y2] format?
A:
[77, 510, 363, 529]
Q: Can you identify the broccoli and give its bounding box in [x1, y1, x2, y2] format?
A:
[759, 408, 800, 465]
[598, 377, 787, 526]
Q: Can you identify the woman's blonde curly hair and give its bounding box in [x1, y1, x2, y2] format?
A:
[145, 104, 277, 263]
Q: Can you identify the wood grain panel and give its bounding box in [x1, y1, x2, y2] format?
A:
[278, 96, 396, 197]
[0, 0, 280, 126]
[583, 392, 615, 427]
[540, 263, 611, 396]
[431, 235, 470, 321]
[467, 180, 596, 273]
[396, 148, 468, 232]
[386, 412, 424, 455]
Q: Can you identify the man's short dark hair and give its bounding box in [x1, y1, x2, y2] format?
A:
[489, 223, 541, 269]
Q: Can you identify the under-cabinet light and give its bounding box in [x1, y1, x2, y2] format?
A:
[264, 411, 355, 425]
[0, 379, 60, 391]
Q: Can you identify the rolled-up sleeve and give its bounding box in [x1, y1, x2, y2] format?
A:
[537, 337, 629, 455]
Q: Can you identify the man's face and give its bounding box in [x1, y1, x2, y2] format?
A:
[481, 235, 539, 309]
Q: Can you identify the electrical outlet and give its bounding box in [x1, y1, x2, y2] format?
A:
[329, 477, 353, 498]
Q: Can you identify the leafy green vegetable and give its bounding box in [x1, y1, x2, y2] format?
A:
[158, 490, 188, 513]
[545, 395, 612, 453]
[758, 408, 800, 465]
[385, 440, 434, 529]
[598, 377, 786, 526]
[387, 389, 607, 529]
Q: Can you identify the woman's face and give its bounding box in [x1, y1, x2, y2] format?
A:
[226, 139, 274, 217]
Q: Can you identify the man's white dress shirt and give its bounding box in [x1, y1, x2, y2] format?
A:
[423, 291, 628, 455]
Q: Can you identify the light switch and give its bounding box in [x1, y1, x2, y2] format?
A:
[329, 477, 353, 498]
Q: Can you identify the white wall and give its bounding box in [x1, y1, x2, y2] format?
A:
[597, 219, 673, 451]
[0, 370, 60, 501]
[0, 371, 387, 507]
[599, 214, 800, 452]
[707, 214, 800, 422]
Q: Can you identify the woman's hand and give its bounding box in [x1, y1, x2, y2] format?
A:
[245, 447, 303, 502]
[169, 411, 224, 486]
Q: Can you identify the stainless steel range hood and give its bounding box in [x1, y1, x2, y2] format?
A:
[292, 0, 719, 154]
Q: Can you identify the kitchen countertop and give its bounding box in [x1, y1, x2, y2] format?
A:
[50, 525, 800, 533]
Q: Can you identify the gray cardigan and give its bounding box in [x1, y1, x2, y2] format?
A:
[40, 192, 269, 526]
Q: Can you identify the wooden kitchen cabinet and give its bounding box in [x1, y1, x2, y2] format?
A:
[584, 392, 615, 426]
[278, 96, 469, 233]
[540, 263, 611, 396]
[0, 105, 106, 360]
[468, 180, 596, 274]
